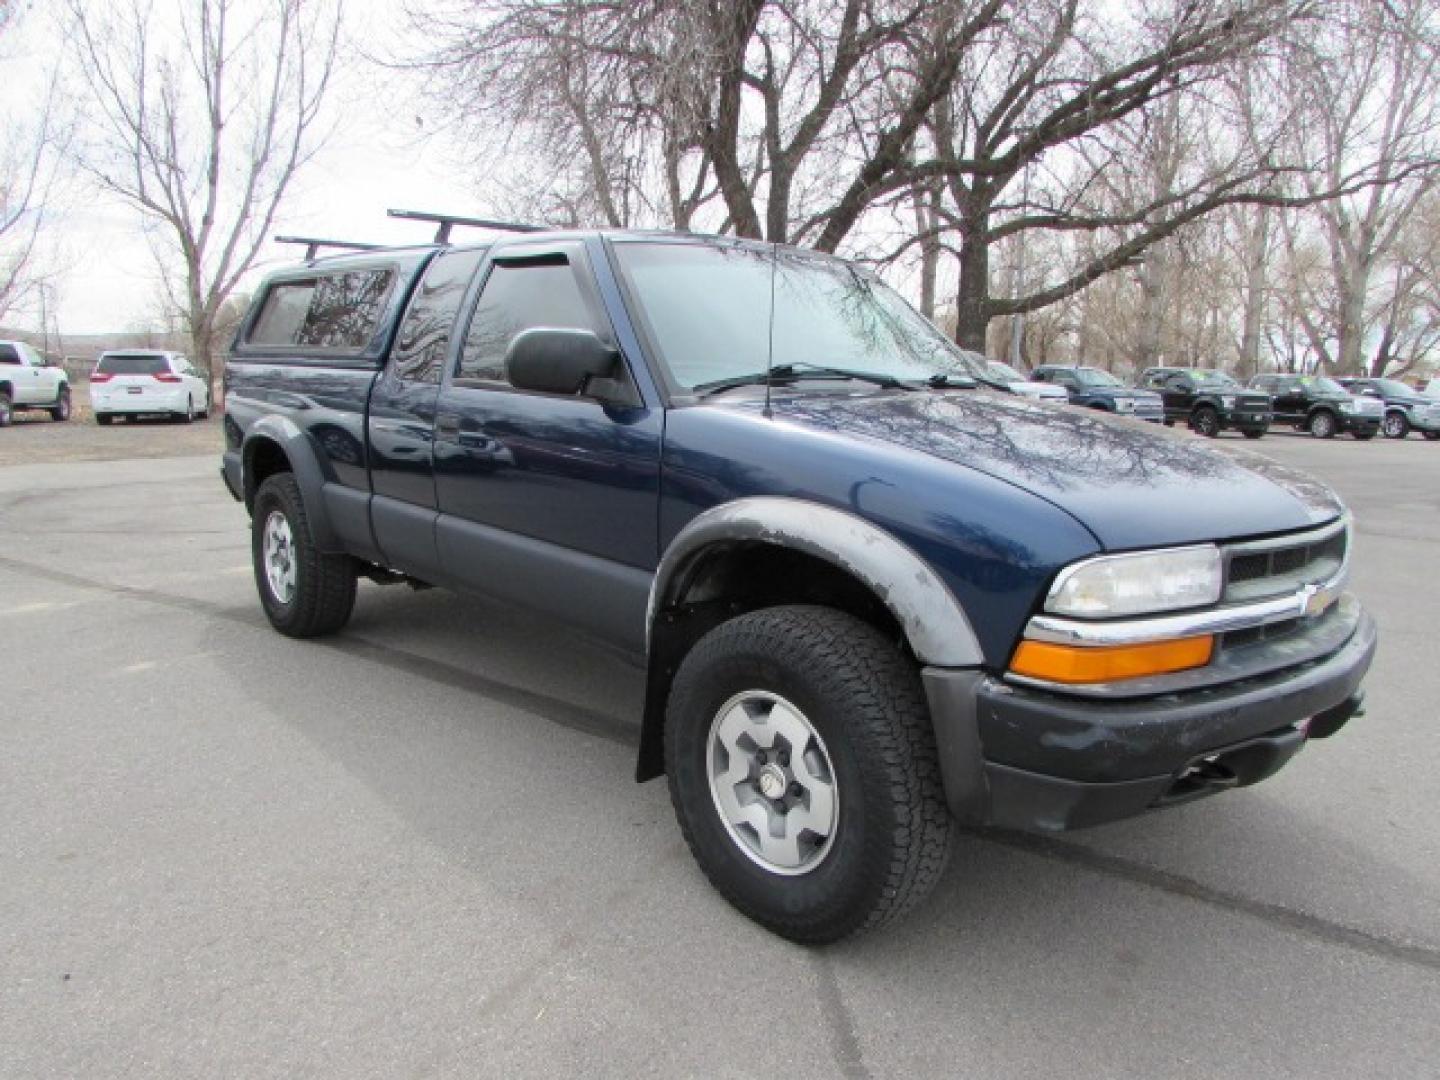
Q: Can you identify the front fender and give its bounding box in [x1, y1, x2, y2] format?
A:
[649, 497, 981, 667]
[636, 497, 984, 783]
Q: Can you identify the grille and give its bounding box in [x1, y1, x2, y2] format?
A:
[1222, 520, 1347, 604]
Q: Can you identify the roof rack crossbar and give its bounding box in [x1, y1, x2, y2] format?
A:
[274, 235, 382, 260]
[388, 208, 544, 243]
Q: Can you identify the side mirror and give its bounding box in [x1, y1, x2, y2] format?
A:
[506, 327, 624, 399]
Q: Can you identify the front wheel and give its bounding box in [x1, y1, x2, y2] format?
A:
[0, 390, 12, 427]
[665, 605, 953, 944]
[1382, 412, 1409, 439]
[251, 473, 357, 637]
[49, 385, 71, 422]
[1192, 406, 1220, 438]
[1309, 410, 1338, 439]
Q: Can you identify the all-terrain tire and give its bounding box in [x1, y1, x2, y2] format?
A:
[1382, 412, 1409, 439]
[49, 385, 71, 422]
[1192, 405, 1220, 438]
[665, 605, 953, 944]
[252, 472, 357, 638]
[1309, 410, 1337, 438]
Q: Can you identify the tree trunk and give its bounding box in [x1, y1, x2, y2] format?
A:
[1237, 208, 1269, 378]
[1135, 250, 1166, 369]
[1334, 256, 1370, 374]
[952, 189, 991, 351]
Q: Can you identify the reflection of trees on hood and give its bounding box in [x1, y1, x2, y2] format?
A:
[779, 391, 1237, 492]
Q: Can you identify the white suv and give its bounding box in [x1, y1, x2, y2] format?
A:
[91, 351, 212, 424]
[0, 340, 72, 426]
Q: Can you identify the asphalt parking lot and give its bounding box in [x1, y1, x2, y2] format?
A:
[1, 426, 1437, 1077]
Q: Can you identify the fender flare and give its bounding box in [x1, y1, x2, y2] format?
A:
[636, 498, 983, 782]
[241, 415, 339, 550]
[648, 498, 981, 667]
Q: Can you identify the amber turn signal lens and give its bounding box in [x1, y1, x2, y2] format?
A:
[1010, 635, 1214, 684]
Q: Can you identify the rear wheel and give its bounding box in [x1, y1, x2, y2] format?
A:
[1382, 412, 1409, 439]
[0, 390, 12, 427]
[1425, 431, 1440, 441]
[96, 413, 114, 426]
[1192, 406, 1220, 438]
[49, 385, 71, 422]
[177, 396, 195, 424]
[251, 473, 357, 637]
[665, 605, 952, 944]
[1309, 410, 1337, 439]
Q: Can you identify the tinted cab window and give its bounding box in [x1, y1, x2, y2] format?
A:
[457, 260, 601, 385]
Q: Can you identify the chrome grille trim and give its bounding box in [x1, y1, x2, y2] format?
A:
[1222, 516, 1350, 603]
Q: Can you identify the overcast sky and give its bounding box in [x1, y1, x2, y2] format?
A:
[5, 4, 488, 336]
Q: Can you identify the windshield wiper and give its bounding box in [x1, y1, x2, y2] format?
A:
[693, 362, 909, 397]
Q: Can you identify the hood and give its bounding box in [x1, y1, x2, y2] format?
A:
[760, 390, 1344, 551]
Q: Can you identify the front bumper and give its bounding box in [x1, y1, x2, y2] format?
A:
[1339, 411, 1381, 434]
[1220, 408, 1271, 430]
[923, 606, 1376, 832]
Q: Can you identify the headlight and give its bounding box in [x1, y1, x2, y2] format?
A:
[1220, 395, 1236, 409]
[1046, 545, 1222, 617]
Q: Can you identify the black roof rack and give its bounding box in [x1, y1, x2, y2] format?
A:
[388, 208, 544, 243]
[274, 235, 382, 260]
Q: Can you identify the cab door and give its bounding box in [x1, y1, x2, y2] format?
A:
[1161, 374, 1194, 420]
[431, 240, 662, 653]
[1270, 376, 1303, 423]
[367, 247, 487, 580]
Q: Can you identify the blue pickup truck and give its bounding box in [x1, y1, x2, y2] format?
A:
[222, 228, 1376, 943]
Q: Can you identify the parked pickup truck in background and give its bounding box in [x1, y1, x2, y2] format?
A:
[222, 227, 1376, 943]
[0, 340, 71, 426]
[1336, 376, 1440, 441]
[1138, 366, 1272, 438]
[1029, 364, 1165, 421]
[1249, 372, 1382, 439]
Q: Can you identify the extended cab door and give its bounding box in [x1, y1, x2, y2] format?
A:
[367, 246, 488, 580]
[431, 240, 662, 653]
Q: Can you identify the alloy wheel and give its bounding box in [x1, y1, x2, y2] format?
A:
[706, 690, 839, 875]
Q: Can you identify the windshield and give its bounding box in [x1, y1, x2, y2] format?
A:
[612, 242, 984, 391]
[1300, 375, 1348, 395]
[986, 361, 1026, 382]
[1194, 370, 1238, 387]
[1075, 368, 1123, 387]
[95, 354, 169, 375]
[1374, 378, 1413, 397]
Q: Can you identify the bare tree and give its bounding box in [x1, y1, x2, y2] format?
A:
[62, 0, 342, 376]
[1282, 0, 1440, 375]
[0, 8, 68, 323]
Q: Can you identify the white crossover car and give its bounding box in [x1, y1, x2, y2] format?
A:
[985, 360, 1069, 402]
[0, 340, 71, 426]
[91, 351, 212, 424]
